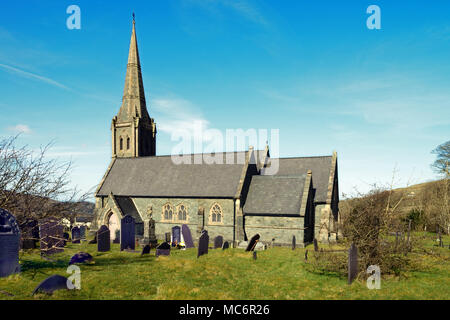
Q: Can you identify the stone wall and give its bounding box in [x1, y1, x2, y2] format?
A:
[132, 197, 235, 244]
[244, 215, 305, 246]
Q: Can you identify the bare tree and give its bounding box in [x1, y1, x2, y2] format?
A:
[0, 135, 91, 230]
[431, 140, 450, 175]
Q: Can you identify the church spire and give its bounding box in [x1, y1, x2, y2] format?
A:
[117, 15, 149, 122]
[111, 14, 157, 158]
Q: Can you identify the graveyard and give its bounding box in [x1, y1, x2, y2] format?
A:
[0, 230, 449, 300]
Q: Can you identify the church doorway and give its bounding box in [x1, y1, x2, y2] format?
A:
[108, 212, 120, 242]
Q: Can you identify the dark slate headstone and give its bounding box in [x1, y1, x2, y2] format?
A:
[165, 232, 171, 243]
[69, 252, 93, 265]
[141, 244, 151, 256]
[214, 236, 223, 249]
[305, 249, 308, 262]
[39, 218, 64, 256]
[156, 242, 171, 257]
[97, 225, 110, 252]
[120, 215, 135, 251]
[246, 234, 260, 252]
[197, 230, 209, 258]
[348, 243, 358, 284]
[182, 224, 194, 249]
[222, 241, 229, 250]
[253, 251, 257, 260]
[172, 226, 181, 247]
[292, 235, 296, 250]
[32, 275, 70, 295]
[80, 226, 87, 240]
[0, 208, 20, 278]
[71, 227, 81, 244]
[313, 238, 319, 252]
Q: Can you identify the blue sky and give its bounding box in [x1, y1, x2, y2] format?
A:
[0, 0, 449, 200]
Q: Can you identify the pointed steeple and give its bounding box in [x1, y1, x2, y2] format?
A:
[117, 15, 150, 122]
[111, 14, 157, 158]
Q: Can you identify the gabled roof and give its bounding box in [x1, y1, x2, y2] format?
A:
[114, 196, 142, 222]
[265, 156, 333, 203]
[243, 174, 310, 216]
[96, 152, 252, 198]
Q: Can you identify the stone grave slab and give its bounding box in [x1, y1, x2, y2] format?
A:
[0, 208, 20, 277]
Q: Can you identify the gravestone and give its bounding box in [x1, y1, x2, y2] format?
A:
[156, 242, 171, 257]
[88, 232, 97, 244]
[39, 218, 64, 256]
[63, 232, 70, 246]
[222, 241, 229, 250]
[120, 215, 135, 251]
[253, 251, 257, 260]
[71, 227, 81, 244]
[214, 235, 223, 249]
[348, 243, 358, 284]
[172, 226, 181, 247]
[254, 242, 266, 251]
[292, 235, 296, 250]
[113, 230, 120, 244]
[182, 224, 195, 249]
[97, 225, 110, 252]
[80, 226, 87, 240]
[0, 208, 21, 278]
[197, 230, 209, 258]
[238, 241, 248, 249]
[305, 249, 308, 262]
[165, 232, 171, 243]
[69, 252, 93, 265]
[32, 275, 70, 295]
[246, 234, 260, 252]
[148, 218, 157, 248]
[313, 238, 319, 252]
[141, 244, 151, 256]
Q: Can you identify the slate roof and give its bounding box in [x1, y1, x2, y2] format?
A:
[114, 196, 141, 221]
[266, 156, 333, 203]
[96, 152, 250, 198]
[243, 175, 307, 215]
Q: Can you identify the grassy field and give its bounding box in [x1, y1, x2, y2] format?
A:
[0, 232, 449, 300]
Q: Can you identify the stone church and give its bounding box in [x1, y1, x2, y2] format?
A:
[92, 20, 340, 247]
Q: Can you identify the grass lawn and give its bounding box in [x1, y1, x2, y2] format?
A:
[0, 232, 449, 300]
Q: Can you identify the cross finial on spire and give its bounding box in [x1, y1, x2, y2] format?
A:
[132, 12, 135, 24]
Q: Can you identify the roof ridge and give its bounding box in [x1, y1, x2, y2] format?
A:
[278, 155, 332, 160]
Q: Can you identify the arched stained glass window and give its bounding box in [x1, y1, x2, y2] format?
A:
[210, 204, 222, 223]
[177, 204, 187, 221]
[163, 203, 173, 221]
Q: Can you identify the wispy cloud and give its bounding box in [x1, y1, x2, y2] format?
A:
[0, 63, 69, 90]
[8, 124, 32, 134]
[152, 97, 212, 142]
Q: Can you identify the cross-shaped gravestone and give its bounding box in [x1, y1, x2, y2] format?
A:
[348, 243, 358, 284]
[97, 225, 110, 252]
[214, 235, 223, 249]
[197, 230, 209, 258]
[120, 215, 135, 251]
[182, 224, 194, 249]
[0, 208, 20, 278]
